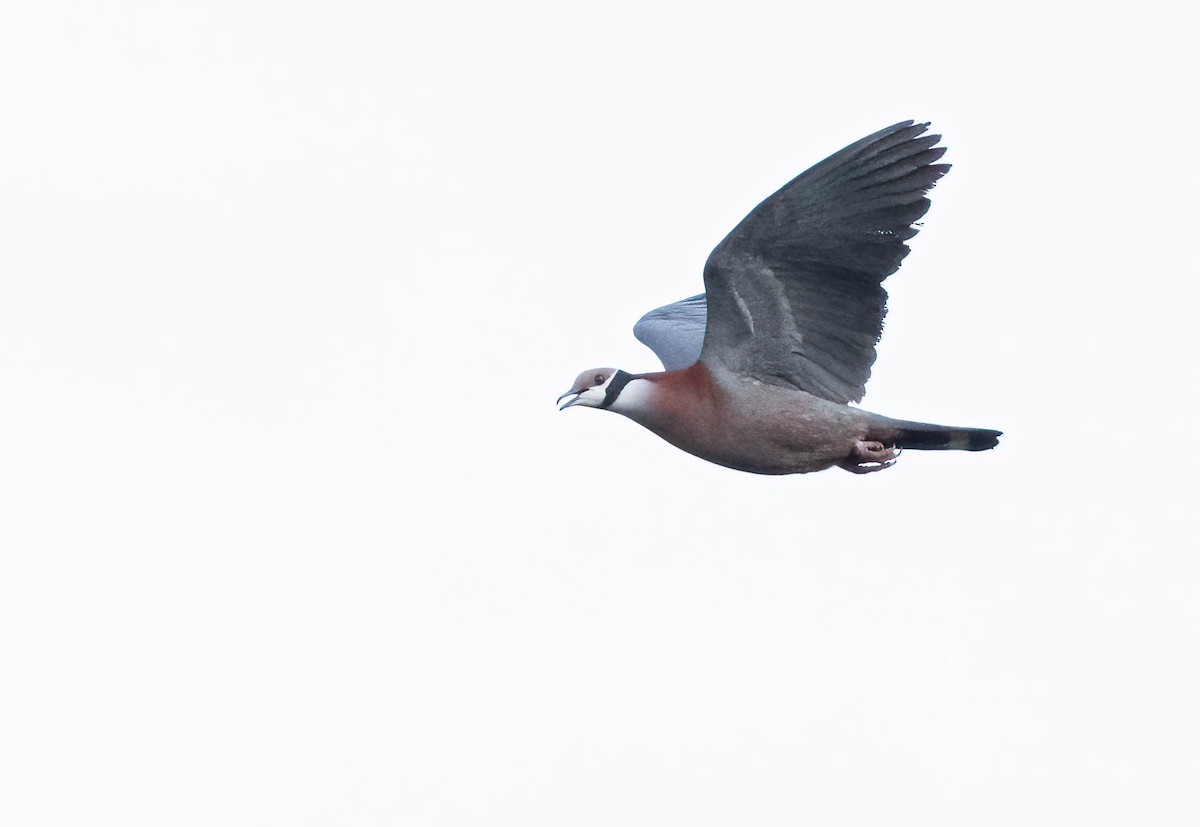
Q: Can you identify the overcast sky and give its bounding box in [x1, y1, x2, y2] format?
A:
[2, 2, 1197, 825]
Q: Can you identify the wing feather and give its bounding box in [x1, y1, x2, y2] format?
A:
[633, 295, 707, 371]
[700, 121, 950, 403]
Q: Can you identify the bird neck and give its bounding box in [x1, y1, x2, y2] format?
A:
[607, 362, 720, 426]
[599, 369, 636, 410]
[604, 371, 655, 416]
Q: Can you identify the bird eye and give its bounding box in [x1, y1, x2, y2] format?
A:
[594, 374, 605, 385]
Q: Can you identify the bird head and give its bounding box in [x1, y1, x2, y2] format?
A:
[557, 368, 623, 410]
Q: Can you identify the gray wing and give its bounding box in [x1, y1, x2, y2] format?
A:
[633, 294, 707, 371]
[700, 121, 950, 404]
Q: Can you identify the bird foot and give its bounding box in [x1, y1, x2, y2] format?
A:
[838, 441, 900, 474]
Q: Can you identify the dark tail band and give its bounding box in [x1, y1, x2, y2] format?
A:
[884, 421, 1002, 452]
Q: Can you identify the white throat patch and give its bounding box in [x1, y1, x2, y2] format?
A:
[605, 376, 653, 415]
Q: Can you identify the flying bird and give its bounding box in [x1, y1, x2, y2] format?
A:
[557, 121, 1000, 475]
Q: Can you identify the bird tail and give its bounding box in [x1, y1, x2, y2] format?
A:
[879, 419, 1002, 452]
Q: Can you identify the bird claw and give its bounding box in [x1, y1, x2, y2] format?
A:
[838, 441, 900, 474]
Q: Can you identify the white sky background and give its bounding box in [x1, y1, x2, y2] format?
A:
[2, 2, 1197, 825]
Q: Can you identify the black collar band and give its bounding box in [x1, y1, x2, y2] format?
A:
[600, 370, 634, 409]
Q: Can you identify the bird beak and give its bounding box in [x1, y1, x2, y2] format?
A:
[557, 390, 582, 410]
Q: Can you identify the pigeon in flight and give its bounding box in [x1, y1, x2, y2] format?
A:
[557, 121, 1000, 475]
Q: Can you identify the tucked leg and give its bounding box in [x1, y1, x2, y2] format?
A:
[838, 440, 900, 474]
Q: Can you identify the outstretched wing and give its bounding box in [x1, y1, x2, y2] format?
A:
[700, 121, 950, 404]
[633, 294, 707, 371]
